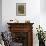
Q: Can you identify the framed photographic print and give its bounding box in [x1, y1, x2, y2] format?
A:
[16, 3, 26, 16]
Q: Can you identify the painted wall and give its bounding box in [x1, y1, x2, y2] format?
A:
[2, 0, 46, 46]
[0, 0, 2, 32]
[40, 0, 46, 31]
[2, 0, 40, 31]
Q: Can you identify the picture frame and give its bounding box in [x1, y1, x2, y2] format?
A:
[16, 3, 26, 16]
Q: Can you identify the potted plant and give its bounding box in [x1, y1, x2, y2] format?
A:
[36, 25, 45, 46]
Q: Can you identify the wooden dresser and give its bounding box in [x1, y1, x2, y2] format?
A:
[7, 23, 34, 46]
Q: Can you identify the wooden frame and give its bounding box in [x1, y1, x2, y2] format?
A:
[7, 23, 34, 46]
[44, 31, 46, 40]
[16, 3, 26, 16]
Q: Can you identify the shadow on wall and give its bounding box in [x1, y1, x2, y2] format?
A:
[0, 0, 2, 32]
[40, 0, 46, 14]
